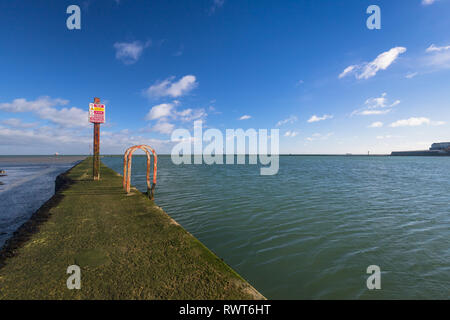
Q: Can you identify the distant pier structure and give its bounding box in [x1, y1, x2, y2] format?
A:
[391, 142, 450, 156]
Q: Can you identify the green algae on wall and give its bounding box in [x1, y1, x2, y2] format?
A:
[0, 158, 265, 300]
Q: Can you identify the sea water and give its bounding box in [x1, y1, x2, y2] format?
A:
[102, 155, 450, 299]
[0, 156, 84, 248]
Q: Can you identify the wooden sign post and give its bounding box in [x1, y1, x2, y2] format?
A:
[89, 97, 105, 180]
[93, 121, 100, 180]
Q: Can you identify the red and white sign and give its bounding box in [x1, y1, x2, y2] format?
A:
[89, 103, 105, 124]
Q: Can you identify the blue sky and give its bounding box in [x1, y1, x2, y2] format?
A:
[0, 0, 449, 154]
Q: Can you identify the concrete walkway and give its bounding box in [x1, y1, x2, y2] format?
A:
[0, 158, 264, 300]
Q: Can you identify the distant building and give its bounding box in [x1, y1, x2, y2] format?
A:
[391, 142, 450, 156]
[429, 142, 450, 151]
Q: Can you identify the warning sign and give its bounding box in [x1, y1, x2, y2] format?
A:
[89, 103, 105, 123]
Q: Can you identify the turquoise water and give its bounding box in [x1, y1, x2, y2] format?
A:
[102, 155, 450, 299]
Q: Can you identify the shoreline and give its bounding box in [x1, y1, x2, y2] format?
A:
[0, 158, 264, 300]
[0, 165, 75, 268]
[0, 157, 86, 248]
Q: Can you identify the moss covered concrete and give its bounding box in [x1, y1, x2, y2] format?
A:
[0, 158, 264, 300]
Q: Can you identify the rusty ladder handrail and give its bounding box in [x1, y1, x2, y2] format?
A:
[123, 145, 158, 199]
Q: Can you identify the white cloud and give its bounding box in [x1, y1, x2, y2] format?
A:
[369, 121, 383, 128]
[422, 0, 438, 5]
[284, 131, 299, 137]
[359, 109, 391, 116]
[0, 97, 88, 128]
[276, 115, 298, 127]
[114, 40, 150, 65]
[145, 75, 198, 98]
[40, 106, 89, 128]
[307, 114, 333, 123]
[364, 93, 400, 109]
[390, 117, 429, 127]
[144, 101, 207, 134]
[405, 72, 418, 79]
[0, 114, 175, 154]
[100, 131, 170, 153]
[424, 44, 450, 69]
[359, 47, 407, 79]
[390, 117, 446, 127]
[145, 103, 174, 120]
[427, 52, 450, 68]
[152, 121, 175, 134]
[0, 126, 89, 149]
[339, 47, 407, 80]
[0, 97, 68, 113]
[176, 108, 207, 122]
[405, 72, 419, 79]
[239, 115, 251, 120]
[426, 44, 450, 52]
[177, 109, 192, 117]
[305, 132, 334, 142]
[376, 135, 394, 139]
[390, 100, 401, 107]
[1, 118, 38, 128]
[366, 93, 389, 108]
[352, 93, 400, 116]
[339, 65, 357, 79]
